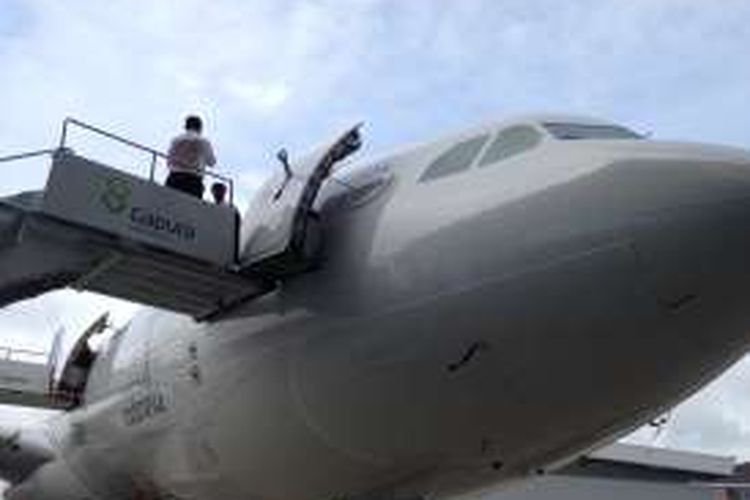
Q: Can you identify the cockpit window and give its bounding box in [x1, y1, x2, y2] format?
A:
[478, 126, 542, 167]
[544, 122, 642, 140]
[419, 134, 489, 182]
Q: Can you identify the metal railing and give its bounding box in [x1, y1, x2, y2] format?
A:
[0, 148, 58, 164]
[59, 117, 235, 203]
[0, 345, 47, 362]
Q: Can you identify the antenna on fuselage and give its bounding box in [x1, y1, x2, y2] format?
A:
[648, 412, 671, 441]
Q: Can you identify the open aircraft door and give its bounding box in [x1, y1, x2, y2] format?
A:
[241, 124, 362, 277]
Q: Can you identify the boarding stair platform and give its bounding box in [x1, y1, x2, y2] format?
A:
[0, 118, 362, 320]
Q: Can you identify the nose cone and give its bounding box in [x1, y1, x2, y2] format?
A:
[614, 144, 750, 364]
[618, 151, 750, 298]
[502, 144, 750, 477]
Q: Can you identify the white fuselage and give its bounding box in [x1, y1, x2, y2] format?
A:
[9, 116, 750, 500]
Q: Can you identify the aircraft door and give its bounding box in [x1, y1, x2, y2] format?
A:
[240, 124, 362, 277]
[54, 313, 111, 408]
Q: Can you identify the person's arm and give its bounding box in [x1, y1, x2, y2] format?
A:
[204, 139, 217, 167]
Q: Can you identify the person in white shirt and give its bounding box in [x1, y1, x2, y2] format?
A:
[166, 115, 216, 198]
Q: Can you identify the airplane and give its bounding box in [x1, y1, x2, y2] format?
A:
[1, 114, 750, 500]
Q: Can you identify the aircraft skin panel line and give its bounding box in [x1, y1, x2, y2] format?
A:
[2, 114, 750, 500]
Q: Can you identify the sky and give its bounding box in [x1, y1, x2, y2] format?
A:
[0, 0, 749, 462]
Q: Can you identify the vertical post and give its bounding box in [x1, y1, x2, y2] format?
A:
[149, 152, 157, 182]
[58, 119, 69, 150]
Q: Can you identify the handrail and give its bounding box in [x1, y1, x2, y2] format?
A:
[60, 117, 235, 204]
[0, 345, 47, 361]
[60, 118, 161, 160]
[0, 148, 58, 164]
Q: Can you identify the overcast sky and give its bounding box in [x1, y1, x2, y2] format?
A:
[0, 0, 749, 461]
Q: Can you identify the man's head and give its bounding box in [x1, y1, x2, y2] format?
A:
[211, 182, 228, 204]
[185, 115, 203, 133]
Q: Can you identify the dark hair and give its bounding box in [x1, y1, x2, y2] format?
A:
[211, 182, 227, 203]
[185, 115, 203, 132]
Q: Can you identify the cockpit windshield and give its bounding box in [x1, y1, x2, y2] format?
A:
[543, 122, 642, 140]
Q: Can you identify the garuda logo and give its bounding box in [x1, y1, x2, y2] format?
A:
[100, 177, 132, 215]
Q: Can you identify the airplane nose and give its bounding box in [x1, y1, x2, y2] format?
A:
[623, 153, 750, 315]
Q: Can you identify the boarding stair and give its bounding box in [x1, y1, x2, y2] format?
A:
[0, 118, 362, 320]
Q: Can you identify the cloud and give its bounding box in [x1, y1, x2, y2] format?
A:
[222, 78, 290, 113]
[238, 168, 269, 195]
[0, 0, 32, 39]
[3, 1, 746, 167]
